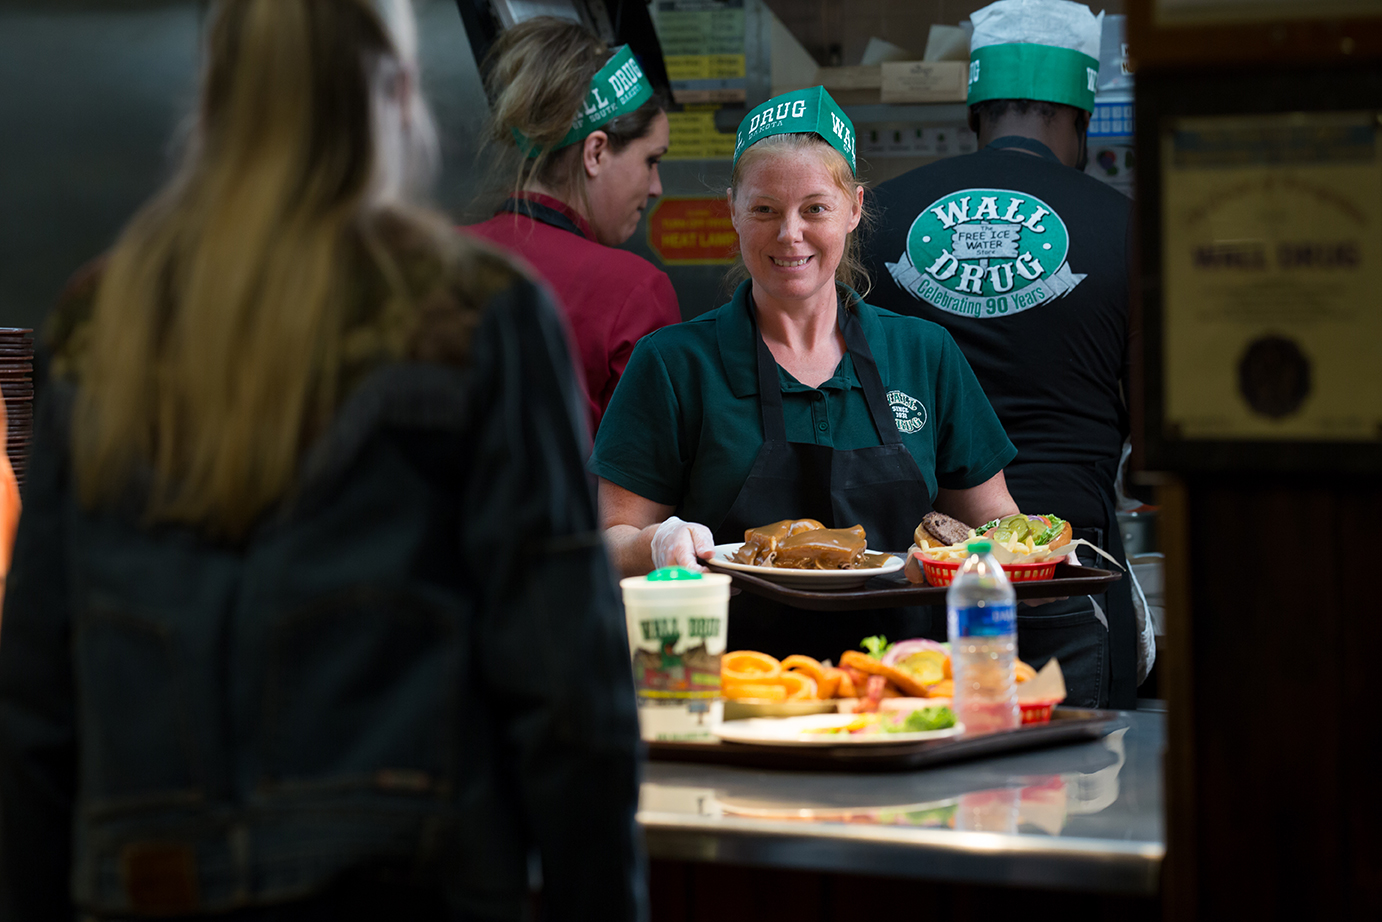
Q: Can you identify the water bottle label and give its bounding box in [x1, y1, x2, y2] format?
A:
[949, 602, 1016, 638]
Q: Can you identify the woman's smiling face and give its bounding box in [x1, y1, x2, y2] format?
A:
[729, 144, 862, 308]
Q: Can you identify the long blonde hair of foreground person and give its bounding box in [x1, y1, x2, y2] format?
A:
[71, 0, 443, 539]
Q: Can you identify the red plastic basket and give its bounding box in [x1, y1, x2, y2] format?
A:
[919, 554, 1059, 586]
[1019, 699, 1059, 724]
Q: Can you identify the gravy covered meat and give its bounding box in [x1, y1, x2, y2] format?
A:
[732, 519, 868, 570]
[731, 518, 825, 566]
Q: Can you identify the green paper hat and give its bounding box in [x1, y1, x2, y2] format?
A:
[967, 0, 1102, 113]
[513, 45, 654, 157]
[733, 86, 856, 173]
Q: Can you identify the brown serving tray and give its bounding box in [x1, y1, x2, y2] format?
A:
[704, 560, 1121, 611]
[646, 707, 1124, 773]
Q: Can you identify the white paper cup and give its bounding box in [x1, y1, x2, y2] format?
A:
[620, 571, 731, 741]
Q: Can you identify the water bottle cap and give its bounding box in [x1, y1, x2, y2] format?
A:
[967, 540, 992, 554]
[647, 566, 703, 581]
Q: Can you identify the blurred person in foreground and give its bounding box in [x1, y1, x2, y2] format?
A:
[0, 2, 643, 920]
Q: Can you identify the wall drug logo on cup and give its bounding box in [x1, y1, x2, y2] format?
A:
[885, 188, 1086, 319]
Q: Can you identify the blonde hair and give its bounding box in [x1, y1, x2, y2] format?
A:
[72, 0, 449, 538]
[728, 133, 873, 306]
[484, 16, 665, 202]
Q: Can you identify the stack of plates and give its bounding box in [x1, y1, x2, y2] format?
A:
[0, 328, 34, 487]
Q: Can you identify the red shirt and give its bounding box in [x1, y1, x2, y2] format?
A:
[467, 193, 681, 434]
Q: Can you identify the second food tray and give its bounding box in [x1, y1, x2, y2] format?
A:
[704, 560, 1121, 611]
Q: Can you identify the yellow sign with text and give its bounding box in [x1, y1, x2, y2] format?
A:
[666, 107, 737, 161]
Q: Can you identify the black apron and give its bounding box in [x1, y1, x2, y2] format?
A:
[713, 292, 939, 663]
[1005, 459, 1137, 709]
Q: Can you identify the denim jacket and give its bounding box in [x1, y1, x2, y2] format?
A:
[0, 246, 644, 920]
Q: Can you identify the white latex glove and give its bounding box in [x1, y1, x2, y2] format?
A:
[650, 516, 716, 571]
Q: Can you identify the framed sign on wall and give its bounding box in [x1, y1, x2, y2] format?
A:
[1137, 68, 1382, 472]
[1161, 111, 1382, 442]
[1128, 0, 1382, 70]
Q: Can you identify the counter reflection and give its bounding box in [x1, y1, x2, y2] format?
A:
[641, 726, 1131, 839]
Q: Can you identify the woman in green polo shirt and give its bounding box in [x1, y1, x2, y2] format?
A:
[590, 87, 1022, 657]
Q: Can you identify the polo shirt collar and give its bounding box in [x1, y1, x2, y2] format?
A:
[716, 281, 892, 398]
[501, 191, 598, 241]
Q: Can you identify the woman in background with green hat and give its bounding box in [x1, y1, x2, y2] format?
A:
[469, 17, 679, 435]
[590, 86, 1022, 660]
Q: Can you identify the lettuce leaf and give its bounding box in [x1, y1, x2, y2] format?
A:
[1033, 514, 1068, 547]
[861, 635, 892, 659]
[885, 706, 957, 733]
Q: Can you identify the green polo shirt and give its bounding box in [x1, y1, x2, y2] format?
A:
[590, 282, 1016, 530]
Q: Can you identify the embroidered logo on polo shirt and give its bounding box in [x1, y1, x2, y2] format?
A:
[887, 389, 928, 434]
[885, 188, 1086, 319]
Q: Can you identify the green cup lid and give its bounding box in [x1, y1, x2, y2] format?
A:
[647, 566, 703, 581]
[967, 540, 993, 554]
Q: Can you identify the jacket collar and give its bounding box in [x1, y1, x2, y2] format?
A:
[716, 280, 890, 398]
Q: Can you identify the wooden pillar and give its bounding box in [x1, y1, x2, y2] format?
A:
[1128, 2, 1382, 917]
[1159, 475, 1382, 918]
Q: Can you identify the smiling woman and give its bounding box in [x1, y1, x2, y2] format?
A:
[729, 133, 869, 320]
[729, 136, 865, 388]
[590, 87, 1026, 661]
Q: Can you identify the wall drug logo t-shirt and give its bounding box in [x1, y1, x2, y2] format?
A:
[859, 145, 1132, 473]
[885, 188, 1086, 318]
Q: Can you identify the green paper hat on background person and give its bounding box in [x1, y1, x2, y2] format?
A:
[733, 85, 856, 173]
[967, 0, 1103, 113]
[513, 44, 654, 156]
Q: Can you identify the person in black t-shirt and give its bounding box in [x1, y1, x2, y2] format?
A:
[861, 0, 1139, 709]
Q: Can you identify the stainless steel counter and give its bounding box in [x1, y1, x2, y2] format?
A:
[638, 710, 1164, 895]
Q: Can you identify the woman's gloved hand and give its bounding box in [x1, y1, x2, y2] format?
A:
[651, 516, 716, 571]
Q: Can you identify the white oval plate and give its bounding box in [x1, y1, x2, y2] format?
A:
[713, 713, 964, 746]
[707, 542, 903, 590]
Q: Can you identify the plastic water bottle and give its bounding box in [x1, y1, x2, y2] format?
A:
[947, 540, 1019, 734]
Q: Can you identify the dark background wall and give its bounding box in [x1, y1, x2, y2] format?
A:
[0, 0, 493, 335]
